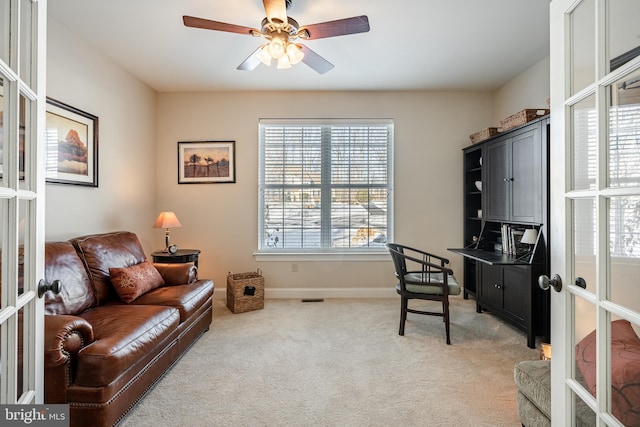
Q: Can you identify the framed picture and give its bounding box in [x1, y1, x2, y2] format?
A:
[178, 141, 236, 184]
[45, 97, 98, 186]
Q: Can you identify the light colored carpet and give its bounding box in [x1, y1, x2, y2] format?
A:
[121, 297, 539, 426]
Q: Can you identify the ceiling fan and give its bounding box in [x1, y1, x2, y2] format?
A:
[183, 0, 370, 74]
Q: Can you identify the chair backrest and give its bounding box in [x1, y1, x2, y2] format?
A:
[386, 243, 407, 279]
[386, 242, 454, 293]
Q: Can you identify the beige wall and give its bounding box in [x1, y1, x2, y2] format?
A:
[492, 56, 551, 126]
[45, 19, 158, 252]
[156, 91, 493, 296]
[46, 15, 554, 298]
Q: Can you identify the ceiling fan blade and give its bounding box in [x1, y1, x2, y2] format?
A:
[263, 0, 288, 24]
[237, 47, 264, 71]
[183, 16, 258, 36]
[299, 44, 334, 74]
[299, 16, 369, 40]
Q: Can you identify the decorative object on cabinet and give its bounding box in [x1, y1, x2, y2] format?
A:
[153, 211, 182, 251]
[449, 115, 550, 348]
[500, 108, 550, 131]
[469, 127, 502, 144]
[45, 97, 99, 187]
[178, 140, 236, 184]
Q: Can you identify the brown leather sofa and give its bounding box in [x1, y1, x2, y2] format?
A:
[43, 231, 214, 426]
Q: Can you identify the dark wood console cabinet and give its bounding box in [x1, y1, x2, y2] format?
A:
[450, 116, 550, 348]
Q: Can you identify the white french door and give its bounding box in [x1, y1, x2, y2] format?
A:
[550, 0, 640, 425]
[0, 0, 47, 404]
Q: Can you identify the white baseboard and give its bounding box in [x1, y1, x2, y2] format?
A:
[213, 287, 396, 299]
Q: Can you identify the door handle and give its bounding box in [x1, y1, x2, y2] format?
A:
[574, 277, 587, 289]
[539, 274, 562, 292]
[38, 279, 62, 298]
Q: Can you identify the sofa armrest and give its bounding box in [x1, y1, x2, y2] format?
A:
[44, 315, 94, 403]
[154, 262, 198, 285]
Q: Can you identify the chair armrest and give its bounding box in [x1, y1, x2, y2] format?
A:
[44, 315, 94, 403]
[154, 262, 198, 285]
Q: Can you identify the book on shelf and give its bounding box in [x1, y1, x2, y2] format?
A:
[500, 224, 529, 256]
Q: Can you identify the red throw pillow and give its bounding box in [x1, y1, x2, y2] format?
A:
[575, 319, 640, 426]
[109, 261, 165, 303]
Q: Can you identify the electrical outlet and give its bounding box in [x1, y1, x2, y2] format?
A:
[291, 263, 298, 272]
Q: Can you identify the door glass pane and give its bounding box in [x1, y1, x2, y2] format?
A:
[18, 199, 27, 296]
[572, 94, 597, 190]
[609, 196, 640, 311]
[609, 316, 640, 426]
[574, 294, 597, 398]
[18, 93, 28, 190]
[0, 0, 8, 65]
[608, 0, 640, 71]
[0, 75, 5, 188]
[573, 389, 597, 426]
[574, 198, 597, 291]
[18, 0, 33, 87]
[17, 306, 25, 400]
[571, 0, 596, 95]
[0, 199, 4, 309]
[608, 68, 640, 188]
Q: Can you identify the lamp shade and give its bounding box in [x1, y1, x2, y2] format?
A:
[153, 212, 182, 229]
[521, 229, 538, 245]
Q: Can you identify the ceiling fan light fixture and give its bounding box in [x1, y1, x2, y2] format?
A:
[277, 55, 292, 69]
[267, 37, 286, 59]
[286, 43, 304, 65]
[257, 45, 272, 66]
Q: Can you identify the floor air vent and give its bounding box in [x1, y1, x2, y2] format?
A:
[301, 299, 324, 303]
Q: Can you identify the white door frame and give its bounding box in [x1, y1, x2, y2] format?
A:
[550, 0, 640, 425]
[0, 0, 47, 404]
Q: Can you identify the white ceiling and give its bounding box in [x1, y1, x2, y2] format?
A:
[48, 0, 551, 93]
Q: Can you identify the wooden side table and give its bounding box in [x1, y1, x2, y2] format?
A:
[151, 249, 200, 268]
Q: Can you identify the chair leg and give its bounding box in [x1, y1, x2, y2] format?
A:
[399, 297, 407, 336]
[443, 298, 451, 345]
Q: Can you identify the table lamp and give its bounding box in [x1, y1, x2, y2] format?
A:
[153, 211, 182, 252]
[517, 228, 539, 262]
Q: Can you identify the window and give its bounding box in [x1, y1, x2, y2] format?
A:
[258, 119, 393, 253]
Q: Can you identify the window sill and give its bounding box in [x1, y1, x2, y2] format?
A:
[253, 250, 390, 262]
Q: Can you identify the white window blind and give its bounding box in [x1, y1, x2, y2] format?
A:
[574, 103, 640, 258]
[258, 119, 393, 252]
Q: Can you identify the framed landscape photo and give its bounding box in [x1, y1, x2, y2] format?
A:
[45, 97, 98, 186]
[178, 140, 236, 184]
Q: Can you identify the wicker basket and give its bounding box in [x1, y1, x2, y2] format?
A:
[500, 109, 550, 131]
[227, 269, 264, 313]
[469, 127, 502, 144]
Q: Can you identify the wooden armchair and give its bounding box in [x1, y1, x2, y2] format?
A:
[386, 243, 461, 344]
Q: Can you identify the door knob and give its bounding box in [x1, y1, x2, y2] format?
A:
[38, 279, 62, 298]
[574, 277, 587, 289]
[539, 274, 562, 292]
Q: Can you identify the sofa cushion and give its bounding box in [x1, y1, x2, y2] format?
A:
[76, 304, 180, 387]
[514, 360, 551, 419]
[132, 279, 213, 322]
[110, 261, 165, 303]
[71, 231, 147, 304]
[44, 242, 97, 315]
